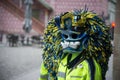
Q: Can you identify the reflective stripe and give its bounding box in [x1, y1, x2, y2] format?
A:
[40, 74, 48, 79]
[58, 72, 66, 78]
[71, 76, 84, 78]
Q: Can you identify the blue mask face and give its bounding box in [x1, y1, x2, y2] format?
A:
[55, 14, 88, 54]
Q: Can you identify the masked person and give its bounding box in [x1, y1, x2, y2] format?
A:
[39, 9, 112, 80]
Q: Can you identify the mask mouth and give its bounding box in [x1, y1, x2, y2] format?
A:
[61, 40, 81, 53]
[61, 41, 80, 49]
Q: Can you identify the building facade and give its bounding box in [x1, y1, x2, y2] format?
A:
[46, 0, 109, 20]
[0, 0, 52, 45]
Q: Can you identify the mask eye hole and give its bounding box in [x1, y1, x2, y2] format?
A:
[74, 27, 81, 32]
[62, 34, 68, 39]
[71, 34, 78, 39]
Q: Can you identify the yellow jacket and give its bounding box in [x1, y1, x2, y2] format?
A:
[39, 53, 102, 80]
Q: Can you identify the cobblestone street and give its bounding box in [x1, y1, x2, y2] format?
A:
[0, 45, 42, 80]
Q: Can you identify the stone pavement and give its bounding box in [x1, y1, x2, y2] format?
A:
[0, 45, 42, 80]
[10, 68, 40, 80]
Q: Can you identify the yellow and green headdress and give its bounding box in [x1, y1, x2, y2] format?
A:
[42, 9, 112, 80]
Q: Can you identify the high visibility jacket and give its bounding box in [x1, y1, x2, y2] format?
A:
[39, 62, 48, 80]
[39, 54, 102, 80]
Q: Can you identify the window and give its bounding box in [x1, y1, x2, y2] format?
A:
[32, 9, 40, 20]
